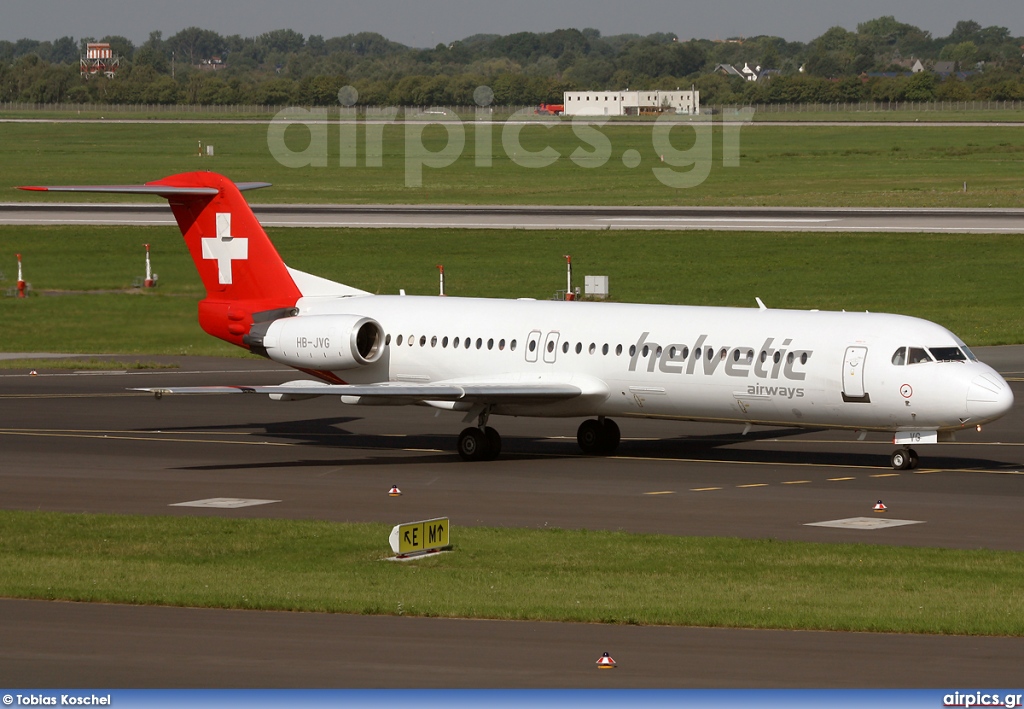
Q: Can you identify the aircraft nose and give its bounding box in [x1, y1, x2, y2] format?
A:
[967, 373, 1015, 422]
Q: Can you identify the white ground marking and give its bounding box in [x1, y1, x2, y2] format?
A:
[805, 517, 924, 530]
[170, 498, 281, 509]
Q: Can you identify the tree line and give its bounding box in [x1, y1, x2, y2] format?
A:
[1, 17, 1022, 106]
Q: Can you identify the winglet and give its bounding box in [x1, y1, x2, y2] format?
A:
[756, 297, 767, 310]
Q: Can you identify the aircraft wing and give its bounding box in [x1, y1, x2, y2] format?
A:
[131, 382, 583, 404]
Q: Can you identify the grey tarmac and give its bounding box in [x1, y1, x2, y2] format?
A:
[3, 202, 1024, 233]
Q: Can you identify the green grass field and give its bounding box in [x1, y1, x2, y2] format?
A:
[2, 121, 1023, 207]
[2, 511, 1022, 635]
[2, 225, 1022, 353]
[0, 358, 177, 370]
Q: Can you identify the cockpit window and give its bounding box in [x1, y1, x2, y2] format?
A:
[961, 345, 978, 362]
[929, 347, 967, 362]
[908, 347, 932, 364]
[891, 347, 907, 366]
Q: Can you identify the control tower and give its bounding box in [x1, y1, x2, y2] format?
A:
[81, 43, 119, 79]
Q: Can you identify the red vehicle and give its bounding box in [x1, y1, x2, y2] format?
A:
[536, 103, 564, 115]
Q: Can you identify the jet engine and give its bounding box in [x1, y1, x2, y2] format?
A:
[245, 314, 384, 370]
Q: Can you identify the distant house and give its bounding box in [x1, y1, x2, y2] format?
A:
[714, 63, 745, 78]
[894, 58, 925, 73]
[713, 63, 765, 81]
[200, 56, 226, 71]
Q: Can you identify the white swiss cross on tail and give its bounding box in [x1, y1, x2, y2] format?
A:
[201, 213, 248, 285]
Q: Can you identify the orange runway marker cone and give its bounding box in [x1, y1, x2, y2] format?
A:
[388, 485, 402, 497]
[873, 500, 887, 512]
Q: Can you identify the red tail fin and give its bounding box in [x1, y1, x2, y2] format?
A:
[146, 172, 302, 348]
[20, 171, 302, 351]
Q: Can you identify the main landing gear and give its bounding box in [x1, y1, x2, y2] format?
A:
[577, 417, 621, 456]
[890, 447, 919, 470]
[457, 426, 502, 462]
[456, 414, 622, 461]
[457, 405, 502, 462]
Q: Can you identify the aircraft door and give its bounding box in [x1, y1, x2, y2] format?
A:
[543, 331, 560, 364]
[842, 346, 869, 401]
[525, 330, 542, 363]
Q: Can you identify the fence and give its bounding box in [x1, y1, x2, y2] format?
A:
[0, 102, 535, 119]
[712, 100, 1024, 114]
[1, 100, 1022, 117]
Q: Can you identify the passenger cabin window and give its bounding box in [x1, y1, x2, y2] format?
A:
[891, 347, 907, 366]
[929, 347, 967, 362]
[908, 347, 932, 364]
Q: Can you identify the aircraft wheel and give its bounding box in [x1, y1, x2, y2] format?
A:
[577, 419, 605, 455]
[458, 427, 487, 461]
[601, 418, 621, 455]
[483, 426, 502, 461]
[890, 449, 912, 470]
[908, 448, 919, 469]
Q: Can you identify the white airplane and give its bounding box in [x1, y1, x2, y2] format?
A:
[21, 172, 1014, 468]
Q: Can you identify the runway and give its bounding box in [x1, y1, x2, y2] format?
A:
[2, 202, 1024, 233]
[1, 348, 1023, 686]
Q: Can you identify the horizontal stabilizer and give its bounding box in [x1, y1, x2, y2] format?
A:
[18, 182, 271, 196]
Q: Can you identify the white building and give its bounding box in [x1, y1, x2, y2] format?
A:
[563, 90, 700, 117]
